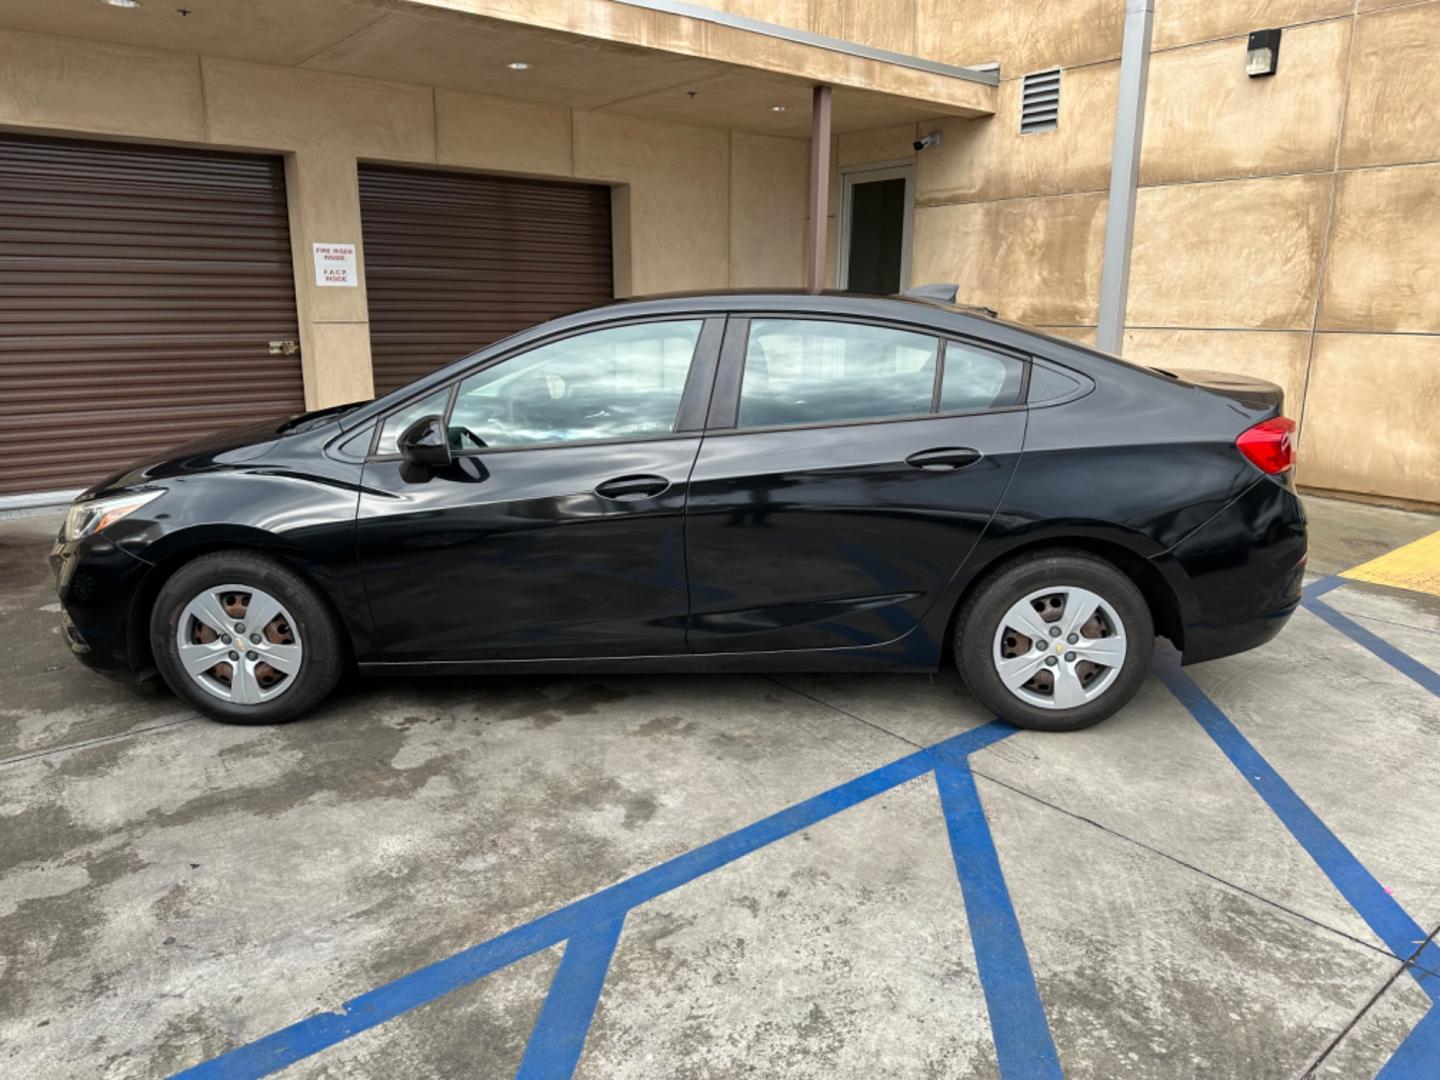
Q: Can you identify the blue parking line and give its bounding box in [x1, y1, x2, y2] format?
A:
[1375, 1005, 1440, 1079]
[1303, 593, 1440, 698]
[1172, 583, 1440, 1078]
[1303, 574, 1347, 602]
[936, 763, 1063, 1079]
[514, 915, 626, 1080]
[1154, 650, 1440, 997]
[171, 720, 1019, 1078]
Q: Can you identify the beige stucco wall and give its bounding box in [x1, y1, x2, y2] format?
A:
[2, 0, 1438, 505]
[902, 0, 1440, 506]
[0, 27, 810, 409]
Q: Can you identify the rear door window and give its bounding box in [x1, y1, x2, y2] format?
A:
[737, 319, 939, 428]
[939, 341, 1026, 412]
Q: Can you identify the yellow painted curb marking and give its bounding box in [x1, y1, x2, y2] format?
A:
[1341, 529, 1440, 598]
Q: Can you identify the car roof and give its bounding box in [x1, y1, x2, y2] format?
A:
[579, 288, 996, 321]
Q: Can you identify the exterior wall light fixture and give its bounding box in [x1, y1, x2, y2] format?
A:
[1246, 28, 1281, 77]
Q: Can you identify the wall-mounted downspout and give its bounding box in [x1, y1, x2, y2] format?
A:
[1096, 0, 1155, 354]
[806, 84, 833, 294]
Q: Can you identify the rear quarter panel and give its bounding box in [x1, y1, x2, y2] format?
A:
[915, 339, 1273, 645]
[1005, 361, 1267, 551]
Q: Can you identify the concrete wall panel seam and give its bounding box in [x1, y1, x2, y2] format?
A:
[1138, 152, 1440, 191]
[1339, 0, 1440, 169]
[1296, 9, 1362, 439]
[290, 10, 395, 69]
[196, 54, 211, 144]
[1138, 18, 1352, 188]
[916, 187, 1111, 210]
[1150, 13, 1354, 56]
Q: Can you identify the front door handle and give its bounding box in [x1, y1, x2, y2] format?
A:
[595, 474, 670, 501]
[905, 447, 982, 471]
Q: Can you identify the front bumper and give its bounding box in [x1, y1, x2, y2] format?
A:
[1163, 476, 1307, 665]
[50, 530, 153, 678]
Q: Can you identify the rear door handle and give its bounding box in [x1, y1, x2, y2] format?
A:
[595, 474, 670, 501]
[906, 447, 982, 471]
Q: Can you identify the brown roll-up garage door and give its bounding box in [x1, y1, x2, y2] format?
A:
[358, 164, 613, 394]
[0, 134, 303, 497]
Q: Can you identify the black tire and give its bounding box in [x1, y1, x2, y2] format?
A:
[150, 550, 345, 725]
[955, 550, 1154, 732]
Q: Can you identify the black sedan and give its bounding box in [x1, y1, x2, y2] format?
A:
[51, 290, 1306, 731]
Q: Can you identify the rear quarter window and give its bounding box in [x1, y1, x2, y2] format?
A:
[1026, 363, 1087, 405]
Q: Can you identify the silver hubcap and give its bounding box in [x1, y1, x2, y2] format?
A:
[992, 586, 1127, 710]
[176, 584, 302, 704]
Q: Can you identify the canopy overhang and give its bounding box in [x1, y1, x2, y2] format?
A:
[0, 0, 996, 137]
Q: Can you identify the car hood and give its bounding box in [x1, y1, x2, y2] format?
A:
[79, 403, 362, 499]
[1166, 368, 1286, 412]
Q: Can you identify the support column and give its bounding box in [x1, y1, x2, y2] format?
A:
[806, 84, 833, 294]
[283, 150, 376, 408]
[1096, 0, 1154, 355]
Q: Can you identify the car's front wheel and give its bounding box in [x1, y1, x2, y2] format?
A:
[151, 550, 344, 724]
[956, 550, 1154, 731]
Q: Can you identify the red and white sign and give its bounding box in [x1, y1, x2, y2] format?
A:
[312, 242, 357, 287]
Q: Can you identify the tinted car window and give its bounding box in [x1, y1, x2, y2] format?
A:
[738, 319, 938, 428]
[939, 342, 1025, 412]
[448, 321, 703, 449]
[338, 422, 376, 459]
[1027, 363, 1083, 404]
[376, 388, 449, 456]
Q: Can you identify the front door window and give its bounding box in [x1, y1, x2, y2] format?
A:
[447, 320, 704, 449]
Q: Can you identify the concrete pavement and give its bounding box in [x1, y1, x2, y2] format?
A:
[1, 495, 1437, 1078]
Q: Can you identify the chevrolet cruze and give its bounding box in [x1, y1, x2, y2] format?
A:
[51, 290, 1306, 731]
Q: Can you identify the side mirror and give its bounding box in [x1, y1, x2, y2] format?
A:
[397, 415, 452, 469]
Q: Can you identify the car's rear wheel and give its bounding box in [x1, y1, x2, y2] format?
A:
[956, 550, 1153, 731]
[151, 551, 344, 725]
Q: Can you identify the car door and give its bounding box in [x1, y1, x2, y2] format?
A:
[684, 315, 1027, 654]
[355, 316, 722, 662]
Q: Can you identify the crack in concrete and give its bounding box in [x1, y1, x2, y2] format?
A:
[1294, 920, 1440, 1080]
[765, 676, 933, 754]
[767, 676, 1429, 973]
[968, 766, 1440, 976]
[1323, 600, 1440, 639]
[0, 715, 199, 769]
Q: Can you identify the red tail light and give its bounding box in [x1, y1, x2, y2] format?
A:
[1236, 417, 1296, 474]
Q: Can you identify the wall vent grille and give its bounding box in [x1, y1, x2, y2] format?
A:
[1020, 69, 1061, 133]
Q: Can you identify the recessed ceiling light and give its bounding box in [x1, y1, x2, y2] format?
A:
[507, 61, 532, 71]
[101, 0, 142, 7]
[770, 105, 786, 112]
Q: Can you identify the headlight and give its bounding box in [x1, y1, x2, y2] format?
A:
[63, 490, 165, 543]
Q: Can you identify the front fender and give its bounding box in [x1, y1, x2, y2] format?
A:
[102, 458, 373, 661]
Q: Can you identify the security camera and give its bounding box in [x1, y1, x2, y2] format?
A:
[913, 131, 942, 152]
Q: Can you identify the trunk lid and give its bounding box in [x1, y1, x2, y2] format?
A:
[1165, 368, 1285, 412]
